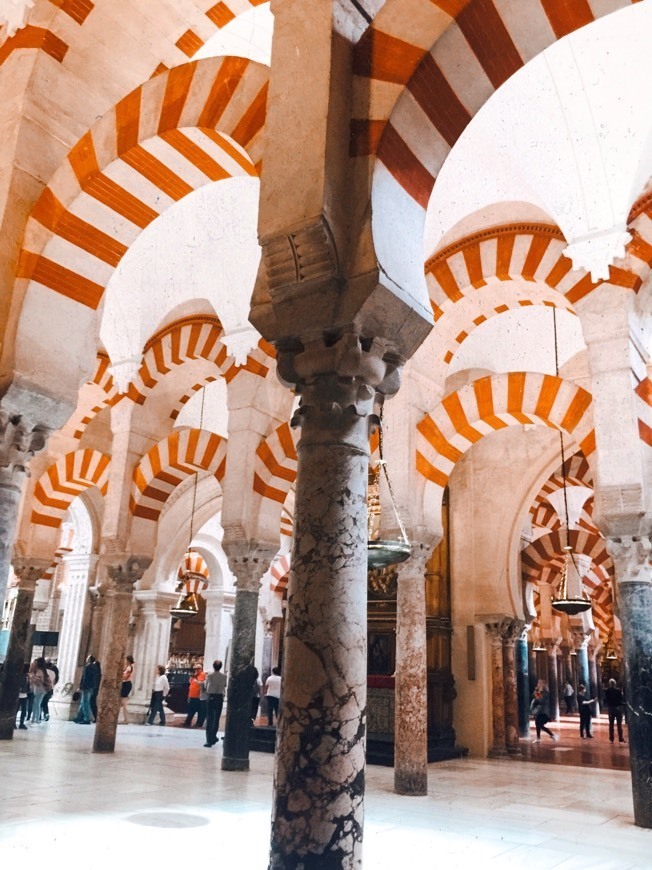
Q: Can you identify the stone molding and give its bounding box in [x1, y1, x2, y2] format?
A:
[261, 216, 338, 295]
[605, 535, 652, 585]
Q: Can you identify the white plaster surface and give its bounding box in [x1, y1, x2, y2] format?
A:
[425, 3, 652, 268]
[193, 4, 274, 66]
[99, 179, 261, 367]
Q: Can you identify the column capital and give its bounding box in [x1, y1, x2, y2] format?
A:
[396, 540, 436, 581]
[0, 411, 49, 487]
[279, 331, 404, 437]
[12, 558, 50, 591]
[605, 535, 652, 584]
[225, 545, 275, 593]
[499, 617, 526, 646]
[543, 638, 562, 655]
[570, 626, 592, 650]
[106, 555, 151, 592]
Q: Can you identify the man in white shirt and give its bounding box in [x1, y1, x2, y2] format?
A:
[264, 667, 282, 726]
[147, 665, 170, 726]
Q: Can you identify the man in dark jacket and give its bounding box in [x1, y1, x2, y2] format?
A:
[75, 655, 96, 724]
[90, 659, 102, 722]
[604, 678, 626, 743]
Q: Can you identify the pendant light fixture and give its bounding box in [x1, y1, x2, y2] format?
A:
[170, 389, 207, 620]
[549, 308, 592, 616]
[367, 407, 411, 569]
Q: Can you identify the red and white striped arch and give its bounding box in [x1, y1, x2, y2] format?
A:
[357, 1, 637, 206]
[31, 449, 110, 528]
[253, 421, 299, 507]
[416, 372, 595, 491]
[521, 529, 611, 583]
[65, 319, 275, 440]
[531, 500, 597, 537]
[131, 428, 227, 521]
[17, 56, 268, 311]
[270, 553, 291, 594]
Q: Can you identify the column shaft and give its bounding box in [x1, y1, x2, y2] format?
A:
[270, 432, 368, 867]
[619, 580, 652, 827]
[93, 583, 133, 752]
[0, 572, 39, 739]
[487, 626, 507, 757]
[516, 634, 530, 738]
[501, 619, 523, 756]
[222, 581, 262, 771]
[0, 481, 21, 607]
[546, 643, 560, 722]
[394, 549, 429, 795]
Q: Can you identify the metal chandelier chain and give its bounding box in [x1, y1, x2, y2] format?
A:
[377, 406, 410, 546]
[552, 307, 572, 552]
[188, 386, 206, 550]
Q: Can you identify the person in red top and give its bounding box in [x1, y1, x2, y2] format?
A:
[184, 664, 206, 727]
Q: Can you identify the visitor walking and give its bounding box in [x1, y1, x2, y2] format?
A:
[563, 680, 575, 714]
[28, 658, 52, 724]
[16, 664, 30, 730]
[147, 665, 170, 726]
[251, 667, 262, 724]
[265, 666, 282, 727]
[531, 680, 557, 742]
[604, 678, 626, 744]
[204, 660, 226, 748]
[184, 664, 206, 727]
[41, 660, 59, 721]
[119, 655, 134, 724]
[90, 658, 102, 722]
[75, 655, 95, 724]
[577, 683, 596, 738]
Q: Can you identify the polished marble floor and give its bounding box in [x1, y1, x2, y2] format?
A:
[1, 720, 650, 869]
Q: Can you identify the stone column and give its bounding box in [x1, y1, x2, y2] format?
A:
[486, 623, 507, 757]
[221, 549, 273, 771]
[605, 536, 652, 828]
[129, 589, 177, 720]
[93, 556, 150, 753]
[501, 618, 525, 756]
[571, 627, 591, 691]
[54, 553, 97, 717]
[394, 542, 432, 795]
[0, 558, 49, 738]
[588, 644, 600, 715]
[544, 640, 561, 721]
[516, 627, 530, 738]
[267, 334, 402, 869]
[203, 586, 225, 668]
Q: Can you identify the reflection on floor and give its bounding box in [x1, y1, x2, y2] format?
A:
[0, 720, 649, 868]
[520, 713, 630, 771]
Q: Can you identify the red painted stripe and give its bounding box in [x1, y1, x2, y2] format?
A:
[377, 124, 434, 210]
[456, 0, 523, 89]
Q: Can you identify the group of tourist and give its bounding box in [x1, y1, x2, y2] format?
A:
[531, 678, 627, 743]
[16, 652, 282, 742]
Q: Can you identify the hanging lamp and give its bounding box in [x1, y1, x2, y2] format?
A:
[548, 309, 592, 616]
[170, 389, 207, 620]
[602, 634, 618, 661]
[367, 407, 411, 569]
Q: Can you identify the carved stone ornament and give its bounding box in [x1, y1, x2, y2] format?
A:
[0, 0, 34, 40]
[605, 535, 652, 584]
[499, 617, 526, 644]
[0, 411, 48, 485]
[227, 548, 275, 593]
[107, 556, 151, 591]
[12, 559, 49, 590]
[261, 216, 338, 294]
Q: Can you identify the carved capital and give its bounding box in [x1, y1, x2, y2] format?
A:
[278, 331, 403, 438]
[396, 540, 434, 584]
[570, 626, 591, 650]
[226, 546, 275, 593]
[106, 556, 151, 592]
[544, 639, 562, 656]
[499, 617, 526, 646]
[605, 535, 652, 584]
[12, 558, 50, 591]
[0, 411, 49, 486]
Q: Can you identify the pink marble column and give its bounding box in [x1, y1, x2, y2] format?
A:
[268, 334, 402, 869]
[93, 556, 150, 753]
[394, 543, 432, 795]
[486, 623, 508, 758]
[501, 618, 525, 756]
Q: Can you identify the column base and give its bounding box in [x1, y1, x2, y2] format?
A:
[0, 717, 15, 741]
[488, 746, 508, 758]
[221, 756, 250, 771]
[507, 746, 522, 757]
[394, 770, 427, 796]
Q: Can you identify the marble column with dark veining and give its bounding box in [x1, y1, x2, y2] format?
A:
[268, 334, 402, 870]
[606, 536, 652, 828]
[545, 640, 560, 721]
[486, 623, 508, 757]
[0, 560, 50, 739]
[221, 550, 272, 772]
[501, 618, 524, 756]
[516, 628, 530, 738]
[93, 556, 150, 753]
[394, 543, 432, 795]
